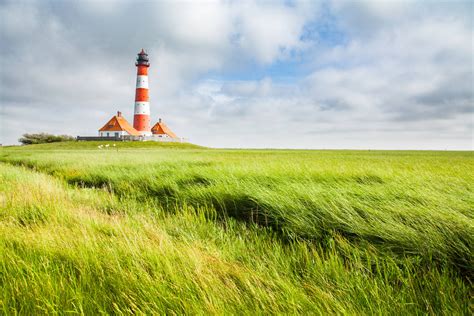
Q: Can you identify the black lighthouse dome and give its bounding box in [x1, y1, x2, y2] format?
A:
[136, 49, 150, 66]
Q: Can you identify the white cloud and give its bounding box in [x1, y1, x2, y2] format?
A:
[234, 2, 318, 63]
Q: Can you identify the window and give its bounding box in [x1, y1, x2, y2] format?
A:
[115, 132, 119, 137]
[107, 132, 109, 137]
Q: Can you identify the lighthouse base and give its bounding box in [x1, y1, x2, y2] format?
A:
[77, 135, 187, 143]
[137, 131, 152, 136]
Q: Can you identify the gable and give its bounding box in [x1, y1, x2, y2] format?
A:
[151, 122, 177, 138]
[98, 115, 141, 136]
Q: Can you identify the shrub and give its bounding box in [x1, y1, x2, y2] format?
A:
[18, 133, 75, 145]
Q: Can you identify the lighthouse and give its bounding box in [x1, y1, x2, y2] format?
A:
[133, 49, 152, 136]
[92, 49, 180, 141]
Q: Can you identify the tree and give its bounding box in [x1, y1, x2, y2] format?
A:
[18, 133, 75, 145]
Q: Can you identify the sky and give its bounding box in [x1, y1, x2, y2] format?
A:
[0, 0, 472, 149]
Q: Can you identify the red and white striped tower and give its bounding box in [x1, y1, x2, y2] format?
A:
[133, 49, 152, 135]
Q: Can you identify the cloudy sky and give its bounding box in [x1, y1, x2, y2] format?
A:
[0, 0, 472, 149]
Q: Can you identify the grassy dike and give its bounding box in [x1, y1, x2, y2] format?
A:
[0, 142, 472, 314]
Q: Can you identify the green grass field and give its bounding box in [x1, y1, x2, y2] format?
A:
[0, 141, 472, 314]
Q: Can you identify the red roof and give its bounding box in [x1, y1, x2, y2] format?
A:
[151, 120, 177, 138]
[99, 113, 140, 136]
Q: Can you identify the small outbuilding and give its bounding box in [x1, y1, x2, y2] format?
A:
[151, 118, 177, 138]
[98, 111, 140, 137]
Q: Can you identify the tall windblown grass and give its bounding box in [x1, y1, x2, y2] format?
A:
[0, 144, 472, 313]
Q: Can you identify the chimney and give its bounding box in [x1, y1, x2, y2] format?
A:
[159, 118, 162, 123]
[117, 111, 122, 117]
